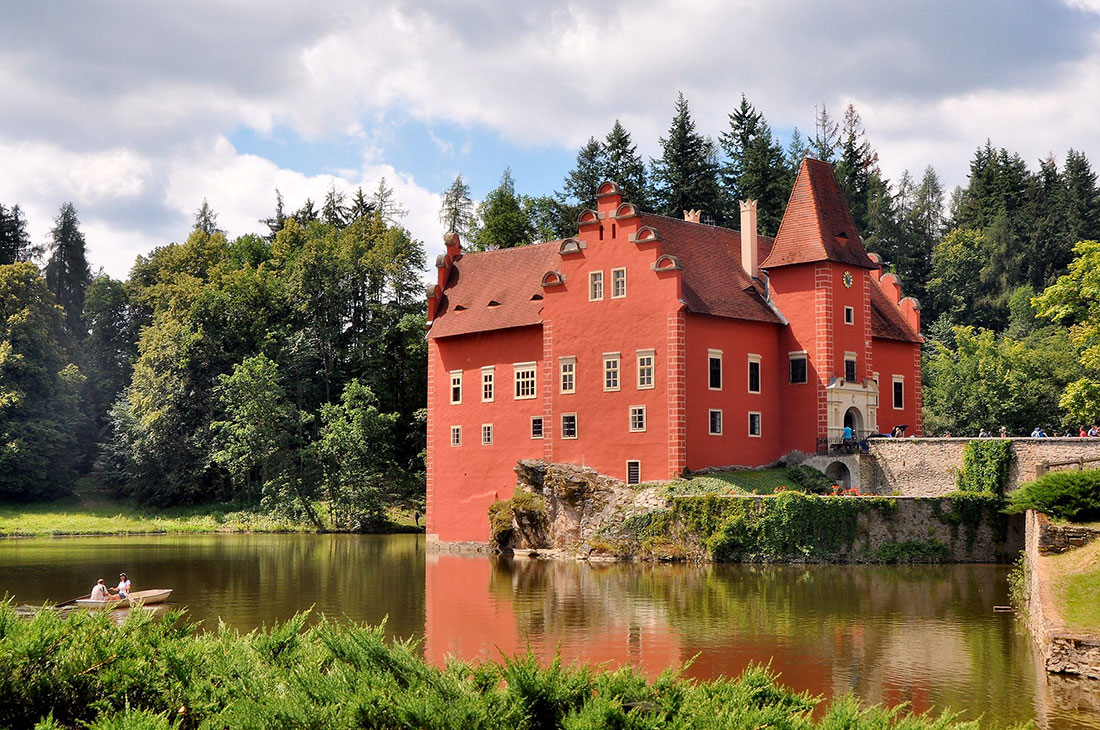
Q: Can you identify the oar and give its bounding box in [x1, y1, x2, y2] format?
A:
[55, 594, 91, 608]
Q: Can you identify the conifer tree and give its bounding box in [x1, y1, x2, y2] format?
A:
[438, 174, 474, 238]
[603, 120, 650, 209]
[562, 137, 606, 210]
[372, 178, 408, 224]
[835, 104, 880, 231]
[719, 94, 791, 235]
[0, 203, 34, 265]
[651, 93, 724, 223]
[348, 187, 374, 222]
[194, 198, 220, 234]
[321, 182, 348, 228]
[786, 127, 809, 169]
[44, 202, 92, 339]
[469, 168, 534, 251]
[811, 104, 840, 163]
[261, 189, 287, 240]
[901, 166, 944, 302]
[295, 198, 318, 224]
[1063, 149, 1100, 243]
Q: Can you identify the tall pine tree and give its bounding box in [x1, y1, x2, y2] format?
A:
[562, 137, 606, 210]
[811, 104, 840, 163]
[603, 120, 650, 209]
[44, 202, 92, 339]
[719, 94, 791, 235]
[651, 93, 724, 223]
[0, 203, 34, 265]
[835, 104, 880, 231]
[439, 174, 475, 238]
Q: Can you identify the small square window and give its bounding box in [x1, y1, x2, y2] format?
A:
[611, 268, 627, 298]
[844, 306, 855, 325]
[626, 460, 641, 485]
[562, 413, 578, 439]
[531, 416, 544, 439]
[629, 406, 646, 432]
[748, 412, 762, 437]
[514, 363, 537, 399]
[789, 355, 808, 384]
[481, 423, 493, 445]
[603, 354, 620, 392]
[450, 425, 461, 446]
[708, 350, 722, 390]
[450, 370, 462, 404]
[589, 271, 604, 301]
[747, 355, 761, 394]
[637, 350, 655, 389]
[481, 367, 494, 402]
[893, 376, 905, 409]
[708, 409, 723, 435]
[560, 357, 576, 394]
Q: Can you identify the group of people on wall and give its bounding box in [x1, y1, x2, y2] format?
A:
[948, 426, 1100, 438]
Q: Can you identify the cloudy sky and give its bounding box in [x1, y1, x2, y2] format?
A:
[2, 0, 1099, 279]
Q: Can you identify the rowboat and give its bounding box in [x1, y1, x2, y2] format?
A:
[73, 589, 173, 610]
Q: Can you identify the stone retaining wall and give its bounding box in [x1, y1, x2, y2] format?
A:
[1024, 509, 1100, 679]
[864, 438, 1100, 496]
[1035, 513, 1100, 555]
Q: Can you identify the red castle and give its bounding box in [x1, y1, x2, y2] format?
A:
[425, 158, 923, 545]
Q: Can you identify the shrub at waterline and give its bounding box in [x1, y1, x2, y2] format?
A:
[0, 603, 999, 729]
[1005, 468, 1100, 521]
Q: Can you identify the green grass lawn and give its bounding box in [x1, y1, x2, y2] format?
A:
[664, 467, 793, 496]
[1050, 539, 1100, 635]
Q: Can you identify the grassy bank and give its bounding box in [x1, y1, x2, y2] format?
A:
[0, 482, 423, 537]
[663, 467, 793, 496]
[0, 603, 993, 730]
[1048, 538, 1100, 635]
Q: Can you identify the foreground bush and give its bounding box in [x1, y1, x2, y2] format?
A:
[0, 604, 994, 729]
[1006, 468, 1100, 521]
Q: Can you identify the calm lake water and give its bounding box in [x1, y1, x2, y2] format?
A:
[0, 533, 1097, 729]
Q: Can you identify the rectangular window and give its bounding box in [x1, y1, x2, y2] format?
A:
[514, 362, 537, 399]
[603, 353, 620, 391]
[450, 425, 461, 446]
[708, 349, 722, 390]
[589, 271, 604, 301]
[893, 376, 905, 410]
[844, 306, 855, 325]
[611, 267, 627, 298]
[747, 355, 761, 394]
[789, 354, 808, 384]
[637, 350, 655, 389]
[559, 357, 576, 394]
[844, 354, 857, 383]
[449, 370, 462, 404]
[481, 423, 493, 445]
[530, 416, 544, 439]
[481, 367, 494, 402]
[629, 405, 646, 432]
[626, 460, 641, 485]
[562, 413, 578, 439]
[708, 409, 723, 435]
[748, 412, 762, 437]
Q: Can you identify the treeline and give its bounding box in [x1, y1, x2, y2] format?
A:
[0, 183, 426, 528]
[441, 92, 1100, 436]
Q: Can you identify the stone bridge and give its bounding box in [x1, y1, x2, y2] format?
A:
[801, 438, 1100, 495]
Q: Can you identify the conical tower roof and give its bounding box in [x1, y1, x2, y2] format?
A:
[761, 157, 877, 270]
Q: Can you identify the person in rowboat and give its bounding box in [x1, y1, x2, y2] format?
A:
[90, 579, 110, 602]
[110, 573, 131, 599]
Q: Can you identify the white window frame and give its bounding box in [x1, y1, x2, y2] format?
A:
[708, 349, 723, 391]
[450, 425, 461, 447]
[844, 351, 858, 383]
[844, 306, 855, 325]
[561, 412, 578, 439]
[708, 409, 723, 436]
[603, 353, 621, 392]
[514, 362, 537, 400]
[481, 366, 494, 403]
[559, 356, 576, 394]
[481, 423, 493, 446]
[789, 352, 808, 385]
[629, 405, 646, 433]
[530, 416, 544, 439]
[611, 267, 627, 299]
[892, 375, 905, 410]
[748, 411, 762, 438]
[589, 271, 604, 301]
[747, 354, 761, 394]
[449, 370, 462, 404]
[636, 349, 655, 390]
[626, 460, 641, 485]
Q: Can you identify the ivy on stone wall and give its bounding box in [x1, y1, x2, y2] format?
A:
[957, 439, 1015, 495]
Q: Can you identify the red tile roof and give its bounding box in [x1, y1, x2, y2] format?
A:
[639, 213, 781, 324]
[762, 158, 877, 270]
[427, 241, 560, 339]
[870, 282, 922, 343]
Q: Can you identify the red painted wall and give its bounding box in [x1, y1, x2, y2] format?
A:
[871, 337, 922, 437]
[684, 315, 782, 469]
[427, 326, 544, 543]
[766, 264, 823, 454]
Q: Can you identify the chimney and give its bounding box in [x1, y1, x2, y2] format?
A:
[683, 209, 702, 224]
[740, 199, 759, 278]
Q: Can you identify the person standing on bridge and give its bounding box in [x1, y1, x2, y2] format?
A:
[999, 426, 1008, 438]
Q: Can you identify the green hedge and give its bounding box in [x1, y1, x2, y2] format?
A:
[957, 440, 1015, 495]
[0, 604, 987, 729]
[1006, 468, 1100, 521]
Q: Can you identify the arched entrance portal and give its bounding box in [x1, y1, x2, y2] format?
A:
[843, 406, 864, 437]
[825, 460, 852, 488]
